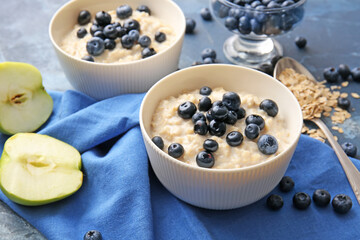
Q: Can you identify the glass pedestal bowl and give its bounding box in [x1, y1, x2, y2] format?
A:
[210, 0, 306, 69]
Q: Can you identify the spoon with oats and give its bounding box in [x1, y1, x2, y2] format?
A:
[274, 56, 360, 205]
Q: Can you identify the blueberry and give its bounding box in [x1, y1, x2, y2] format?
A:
[196, 151, 215, 168]
[341, 142, 357, 158]
[209, 119, 226, 137]
[262, 0, 272, 5]
[104, 38, 116, 50]
[251, 0, 262, 8]
[259, 63, 273, 76]
[228, 8, 243, 19]
[84, 230, 102, 240]
[203, 58, 214, 64]
[200, 7, 212, 21]
[200, 86, 212, 95]
[254, 6, 267, 23]
[194, 120, 208, 135]
[313, 189, 331, 207]
[93, 30, 106, 40]
[103, 25, 118, 39]
[90, 25, 103, 36]
[222, 92, 241, 111]
[338, 64, 351, 79]
[95, 11, 111, 27]
[155, 31, 166, 43]
[128, 29, 140, 42]
[86, 37, 105, 56]
[211, 102, 229, 121]
[332, 194, 352, 214]
[224, 110, 238, 125]
[203, 139, 219, 152]
[112, 22, 121, 28]
[138, 35, 151, 48]
[152, 136, 164, 150]
[77, 27, 87, 38]
[141, 47, 156, 58]
[266, 194, 284, 210]
[198, 96, 212, 112]
[225, 16, 239, 31]
[250, 18, 263, 35]
[206, 110, 215, 122]
[212, 101, 222, 107]
[258, 134, 278, 155]
[293, 192, 311, 210]
[351, 67, 360, 82]
[192, 112, 206, 123]
[295, 36, 307, 48]
[81, 56, 94, 62]
[323, 67, 339, 83]
[245, 123, 260, 140]
[116, 26, 127, 38]
[281, 0, 295, 7]
[267, 1, 281, 8]
[185, 18, 196, 34]
[226, 131, 244, 147]
[168, 143, 184, 158]
[121, 34, 135, 49]
[123, 19, 140, 32]
[337, 97, 351, 110]
[279, 176, 294, 192]
[116, 4, 133, 19]
[178, 101, 197, 119]
[260, 99, 278, 117]
[201, 48, 217, 60]
[235, 107, 246, 119]
[137, 5, 151, 15]
[246, 114, 265, 130]
[271, 55, 282, 67]
[238, 16, 251, 34]
[78, 10, 91, 25]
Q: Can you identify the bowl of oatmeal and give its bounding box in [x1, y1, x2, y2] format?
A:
[139, 64, 303, 210]
[49, 0, 185, 99]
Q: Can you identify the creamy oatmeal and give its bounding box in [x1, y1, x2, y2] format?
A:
[61, 10, 176, 63]
[150, 87, 290, 169]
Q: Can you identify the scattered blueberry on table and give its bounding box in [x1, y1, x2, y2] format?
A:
[351, 67, 360, 82]
[267, 194, 284, 210]
[200, 7, 212, 21]
[323, 67, 339, 83]
[279, 176, 294, 192]
[293, 192, 311, 210]
[84, 230, 102, 240]
[294, 36, 307, 48]
[341, 142, 357, 158]
[337, 97, 351, 110]
[332, 194, 352, 214]
[338, 64, 351, 79]
[312, 189, 331, 207]
[185, 18, 196, 34]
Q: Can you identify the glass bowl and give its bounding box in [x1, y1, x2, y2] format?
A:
[210, 0, 306, 68]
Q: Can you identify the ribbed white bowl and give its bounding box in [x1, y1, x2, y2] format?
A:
[49, 0, 185, 100]
[140, 64, 303, 210]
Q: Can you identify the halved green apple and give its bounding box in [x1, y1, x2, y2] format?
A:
[0, 62, 53, 135]
[0, 133, 83, 206]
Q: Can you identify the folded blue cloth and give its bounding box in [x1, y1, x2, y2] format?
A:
[0, 90, 359, 240]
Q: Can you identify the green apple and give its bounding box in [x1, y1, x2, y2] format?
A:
[0, 62, 53, 135]
[0, 133, 83, 206]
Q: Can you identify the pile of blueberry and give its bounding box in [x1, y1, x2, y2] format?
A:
[211, 0, 305, 37]
[267, 176, 353, 214]
[76, 5, 167, 62]
[323, 64, 360, 84]
[191, 48, 222, 66]
[152, 87, 280, 168]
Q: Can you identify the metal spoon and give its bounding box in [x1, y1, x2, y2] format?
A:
[274, 56, 360, 205]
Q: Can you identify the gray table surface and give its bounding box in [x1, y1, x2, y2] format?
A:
[1, 0, 360, 238]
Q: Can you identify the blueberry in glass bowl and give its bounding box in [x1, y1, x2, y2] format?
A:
[210, 0, 307, 68]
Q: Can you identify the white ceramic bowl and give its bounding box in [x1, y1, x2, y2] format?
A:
[49, 0, 185, 100]
[140, 64, 303, 210]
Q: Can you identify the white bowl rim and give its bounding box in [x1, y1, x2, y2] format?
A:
[140, 64, 303, 173]
[48, 0, 186, 67]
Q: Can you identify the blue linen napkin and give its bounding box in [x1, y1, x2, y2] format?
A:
[0, 90, 359, 240]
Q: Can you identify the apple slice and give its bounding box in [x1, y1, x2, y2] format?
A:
[0, 133, 83, 206]
[0, 62, 53, 135]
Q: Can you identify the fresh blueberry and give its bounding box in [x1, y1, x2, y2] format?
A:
[151, 136, 164, 150]
[259, 63, 273, 76]
[338, 64, 351, 79]
[238, 16, 251, 34]
[93, 30, 106, 40]
[281, 0, 295, 7]
[222, 92, 241, 110]
[138, 35, 151, 48]
[246, 114, 265, 130]
[116, 26, 127, 38]
[323, 67, 339, 83]
[86, 37, 105, 56]
[235, 107, 246, 119]
[128, 29, 140, 42]
[262, 0, 272, 5]
[203, 139, 219, 152]
[212, 101, 223, 107]
[116, 4, 133, 19]
[168, 143, 184, 158]
[254, 6, 267, 23]
[206, 110, 215, 122]
[313, 189, 331, 207]
[271, 55, 282, 67]
[78, 10, 91, 25]
[341, 142, 357, 158]
[332, 194, 352, 214]
[198, 96, 212, 112]
[200, 7, 212, 21]
[104, 38, 116, 50]
[251, 0, 262, 8]
[201, 48, 217, 60]
[225, 16, 239, 31]
[295, 36, 307, 48]
[77, 27, 87, 38]
[194, 120, 208, 135]
[178, 101, 197, 119]
[250, 18, 263, 35]
[123, 19, 140, 32]
[279, 176, 294, 192]
[90, 25, 103, 36]
[351, 67, 360, 82]
[192, 112, 206, 123]
[196, 151, 215, 168]
[260, 99, 278, 117]
[224, 110, 238, 125]
[293, 192, 311, 210]
[103, 24, 118, 39]
[337, 97, 351, 110]
[137, 5, 151, 15]
[267, 1, 281, 8]
[112, 22, 121, 28]
[155, 31, 166, 43]
[245, 123, 260, 140]
[258, 134, 278, 155]
[266, 194, 284, 210]
[200, 86, 212, 95]
[121, 34, 135, 49]
[81, 56, 94, 62]
[228, 8, 243, 19]
[226, 131, 244, 147]
[185, 18, 196, 34]
[211, 102, 229, 121]
[141, 47, 156, 58]
[95, 11, 111, 27]
[209, 119, 227, 137]
[84, 230, 102, 240]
